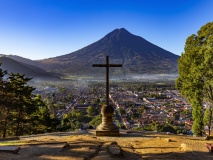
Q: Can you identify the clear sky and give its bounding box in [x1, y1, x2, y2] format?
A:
[0, 0, 213, 60]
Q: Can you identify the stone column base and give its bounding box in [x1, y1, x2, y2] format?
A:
[96, 130, 120, 136]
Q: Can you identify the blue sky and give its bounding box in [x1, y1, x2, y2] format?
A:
[0, 0, 213, 60]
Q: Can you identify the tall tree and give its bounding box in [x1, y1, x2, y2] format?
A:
[203, 106, 213, 136]
[176, 22, 213, 136]
[7, 73, 35, 136]
[0, 63, 12, 137]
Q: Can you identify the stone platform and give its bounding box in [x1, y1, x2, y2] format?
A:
[1, 131, 213, 160]
[96, 130, 120, 136]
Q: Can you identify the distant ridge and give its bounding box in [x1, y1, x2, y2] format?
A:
[38, 28, 179, 76]
[0, 57, 60, 80]
[6, 54, 41, 66]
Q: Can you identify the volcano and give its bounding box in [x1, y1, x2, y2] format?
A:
[38, 28, 179, 76]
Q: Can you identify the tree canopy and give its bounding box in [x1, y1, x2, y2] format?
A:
[176, 22, 213, 136]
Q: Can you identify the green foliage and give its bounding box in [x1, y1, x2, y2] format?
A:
[143, 122, 186, 134]
[180, 109, 190, 116]
[118, 107, 126, 115]
[86, 106, 99, 117]
[136, 107, 145, 114]
[161, 124, 176, 133]
[71, 109, 87, 122]
[89, 115, 102, 128]
[173, 126, 187, 134]
[132, 127, 143, 131]
[30, 107, 60, 134]
[176, 22, 213, 136]
[114, 120, 125, 129]
[131, 113, 139, 120]
[79, 98, 85, 104]
[203, 106, 213, 136]
[5, 73, 35, 136]
[144, 122, 161, 131]
[60, 108, 93, 131]
[0, 64, 59, 137]
[92, 98, 100, 105]
[61, 113, 75, 131]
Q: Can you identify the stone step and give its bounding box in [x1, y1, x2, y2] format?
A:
[107, 143, 122, 157]
[92, 142, 123, 160]
[0, 146, 21, 154]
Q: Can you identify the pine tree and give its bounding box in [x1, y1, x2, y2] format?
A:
[7, 73, 35, 136]
[0, 63, 13, 137]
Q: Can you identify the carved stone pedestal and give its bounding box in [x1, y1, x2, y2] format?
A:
[96, 104, 119, 136]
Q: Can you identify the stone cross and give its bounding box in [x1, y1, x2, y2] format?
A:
[93, 56, 122, 136]
[93, 56, 122, 105]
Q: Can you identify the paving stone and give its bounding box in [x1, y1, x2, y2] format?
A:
[107, 144, 122, 157]
[0, 146, 21, 154]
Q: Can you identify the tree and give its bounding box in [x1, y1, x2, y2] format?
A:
[0, 90, 16, 137]
[0, 64, 9, 137]
[161, 124, 176, 133]
[86, 106, 99, 117]
[89, 115, 102, 128]
[29, 94, 60, 134]
[7, 73, 35, 136]
[31, 106, 51, 134]
[203, 106, 213, 136]
[61, 113, 77, 131]
[51, 93, 56, 115]
[93, 98, 100, 105]
[176, 22, 213, 136]
[118, 107, 126, 115]
[79, 98, 85, 104]
[137, 107, 145, 115]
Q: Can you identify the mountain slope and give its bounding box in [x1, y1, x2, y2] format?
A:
[38, 28, 179, 76]
[6, 54, 41, 66]
[0, 57, 60, 80]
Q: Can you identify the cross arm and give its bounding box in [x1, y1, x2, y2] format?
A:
[93, 64, 122, 67]
[108, 64, 122, 67]
[93, 64, 107, 67]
